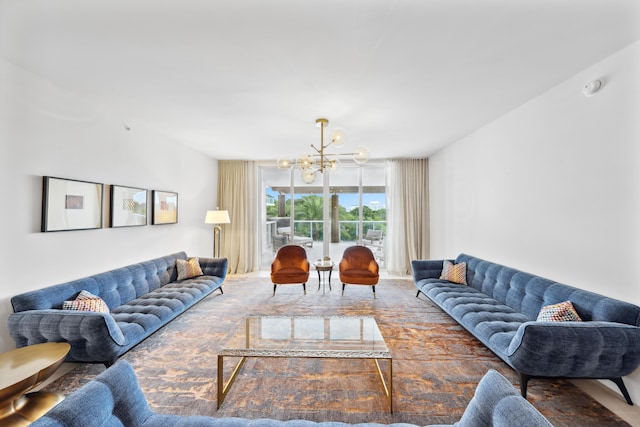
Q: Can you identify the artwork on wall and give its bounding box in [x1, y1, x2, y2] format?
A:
[110, 185, 148, 227]
[42, 176, 104, 232]
[152, 190, 178, 225]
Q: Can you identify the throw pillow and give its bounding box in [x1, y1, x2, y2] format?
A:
[439, 260, 467, 285]
[177, 257, 204, 280]
[536, 301, 582, 322]
[62, 290, 109, 313]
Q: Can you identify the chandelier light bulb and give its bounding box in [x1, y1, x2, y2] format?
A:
[353, 145, 370, 164]
[277, 158, 293, 169]
[327, 157, 340, 171]
[330, 128, 345, 148]
[302, 169, 316, 184]
[297, 155, 314, 170]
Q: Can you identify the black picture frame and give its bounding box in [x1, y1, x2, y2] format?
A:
[42, 176, 104, 232]
[152, 190, 178, 225]
[110, 185, 148, 227]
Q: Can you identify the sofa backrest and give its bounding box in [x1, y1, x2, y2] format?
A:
[31, 361, 554, 427]
[11, 252, 187, 313]
[456, 254, 640, 326]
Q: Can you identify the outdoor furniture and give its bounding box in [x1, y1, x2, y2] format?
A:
[270, 245, 310, 295]
[339, 246, 380, 297]
[362, 229, 383, 245]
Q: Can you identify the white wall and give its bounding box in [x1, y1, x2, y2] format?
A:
[0, 59, 219, 352]
[429, 40, 640, 404]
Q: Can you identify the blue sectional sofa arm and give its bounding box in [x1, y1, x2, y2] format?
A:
[8, 252, 227, 365]
[32, 360, 553, 427]
[412, 254, 640, 405]
[508, 321, 640, 377]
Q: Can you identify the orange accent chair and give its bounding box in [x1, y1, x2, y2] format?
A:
[270, 245, 310, 296]
[339, 246, 380, 297]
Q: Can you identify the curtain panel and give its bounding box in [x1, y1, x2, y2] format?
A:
[386, 158, 430, 275]
[218, 160, 258, 274]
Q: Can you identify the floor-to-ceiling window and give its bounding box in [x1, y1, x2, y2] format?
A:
[259, 163, 386, 270]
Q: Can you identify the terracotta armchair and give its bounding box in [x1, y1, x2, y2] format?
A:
[270, 245, 310, 296]
[339, 246, 380, 297]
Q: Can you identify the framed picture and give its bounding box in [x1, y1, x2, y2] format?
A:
[152, 190, 178, 225]
[42, 176, 104, 232]
[110, 185, 148, 227]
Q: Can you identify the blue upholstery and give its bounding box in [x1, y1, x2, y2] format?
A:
[8, 252, 227, 364]
[31, 361, 553, 427]
[412, 254, 640, 404]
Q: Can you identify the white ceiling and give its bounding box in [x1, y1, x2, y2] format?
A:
[2, 0, 639, 161]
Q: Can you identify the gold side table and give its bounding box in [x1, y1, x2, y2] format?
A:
[314, 260, 334, 294]
[0, 342, 71, 426]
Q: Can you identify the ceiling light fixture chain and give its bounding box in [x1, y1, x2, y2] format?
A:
[277, 118, 370, 184]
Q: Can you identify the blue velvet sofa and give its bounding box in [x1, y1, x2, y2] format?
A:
[32, 360, 553, 427]
[8, 252, 227, 366]
[412, 254, 640, 405]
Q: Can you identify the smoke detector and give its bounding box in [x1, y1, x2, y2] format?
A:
[582, 80, 602, 97]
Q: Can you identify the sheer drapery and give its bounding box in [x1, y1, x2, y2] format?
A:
[218, 160, 258, 274]
[386, 158, 430, 275]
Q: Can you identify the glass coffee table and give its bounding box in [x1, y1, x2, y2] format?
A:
[217, 315, 392, 412]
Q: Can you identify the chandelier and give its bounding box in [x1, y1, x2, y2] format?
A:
[277, 118, 370, 183]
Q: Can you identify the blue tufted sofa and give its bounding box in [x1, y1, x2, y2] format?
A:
[32, 360, 553, 427]
[8, 252, 227, 366]
[412, 254, 640, 405]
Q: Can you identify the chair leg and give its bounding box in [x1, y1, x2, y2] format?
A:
[273, 284, 277, 296]
[342, 283, 345, 296]
[303, 283, 306, 295]
[372, 285, 376, 298]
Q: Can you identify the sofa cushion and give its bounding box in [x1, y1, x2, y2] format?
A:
[177, 257, 204, 280]
[62, 290, 109, 313]
[440, 260, 467, 285]
[536, 301, 582, 322]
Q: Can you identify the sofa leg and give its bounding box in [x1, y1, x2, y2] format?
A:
[342, 283, 345, 296]
[610, 377, 634, 405]
[273, 284, 277, 296]
[218, 287, 224, 295]
[372, 285, 376, 298]
[303, 283, 306, 295]
[519, 373, 530, 399]
[416, 290, 422, 298]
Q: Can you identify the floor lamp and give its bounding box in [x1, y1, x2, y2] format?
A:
[205, 210, 230, 258]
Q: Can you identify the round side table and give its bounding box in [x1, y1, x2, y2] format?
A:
[0, 342, 71, 426]
[314, 260, 334, 294]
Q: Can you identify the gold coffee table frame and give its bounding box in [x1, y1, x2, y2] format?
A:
[218, 315, 392, 412]
[0, 342, 71, 426]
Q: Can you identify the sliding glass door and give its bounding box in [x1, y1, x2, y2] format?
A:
[260, 163, 386, 270]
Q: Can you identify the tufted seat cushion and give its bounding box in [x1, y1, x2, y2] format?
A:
[418, 279, 530, 360]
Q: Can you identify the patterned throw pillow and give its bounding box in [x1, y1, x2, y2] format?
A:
[439, 260, 467, 285]
[62, 290, 109, 313]
[177, 257, 204, 280]
[537, 301, 582, 322]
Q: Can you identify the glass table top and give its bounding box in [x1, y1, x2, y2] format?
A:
[220, 315, 390, 359]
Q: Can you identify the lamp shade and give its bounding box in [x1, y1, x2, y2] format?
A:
[205, 210, 230, 224]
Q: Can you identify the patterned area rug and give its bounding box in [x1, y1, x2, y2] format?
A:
[44, 276, 630, 426]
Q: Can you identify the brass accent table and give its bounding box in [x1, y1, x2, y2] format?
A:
[0, 342, 71, 426]
[218, 315, 392, 412]
[313, 260, 334, 294]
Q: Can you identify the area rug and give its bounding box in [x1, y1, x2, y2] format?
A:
[43, 276, 630, 426]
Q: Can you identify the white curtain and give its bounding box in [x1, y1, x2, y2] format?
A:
[386, 158, 430, 275]
[218, 160, 258, 274]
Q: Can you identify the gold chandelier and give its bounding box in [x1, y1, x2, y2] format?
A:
[277, 118, 370, 184]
